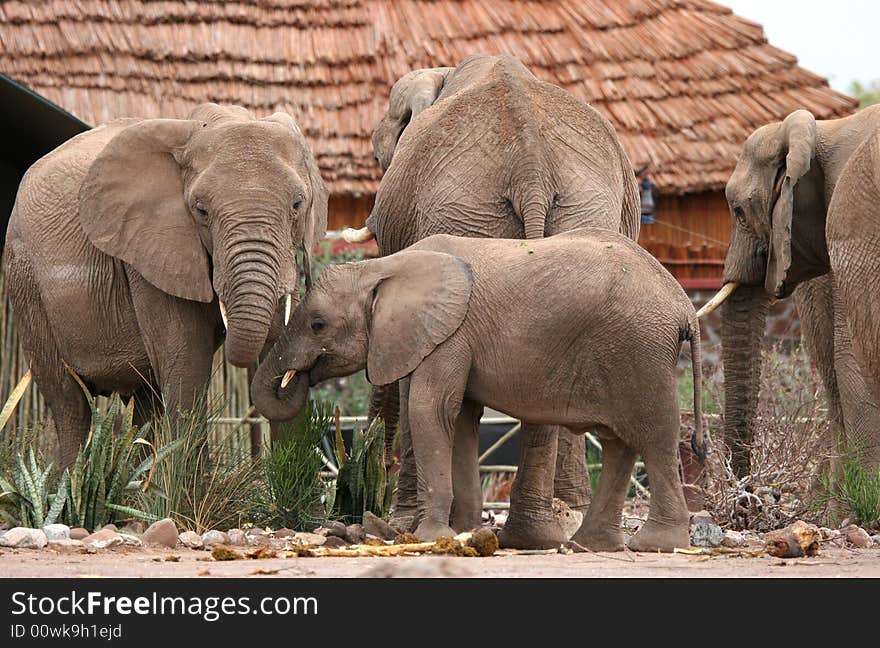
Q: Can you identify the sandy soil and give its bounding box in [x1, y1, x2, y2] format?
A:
[2, 545, 879, 578]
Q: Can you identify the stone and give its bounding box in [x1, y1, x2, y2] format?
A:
[322, 535, 347, 548]
[122, 521, 145, 535]
[179, 531, 203, 549]
[551, 498, 584, 540]
[142, 518, 179, 548]
[47, 539, 83, 549]
[102, 523, 118, 532]
[721, 530, 746, 548]
[42, 524, 71, 542]
[493, 513, 508, 528]
[363, 511, 398, 540]
[0, 527, 48, 549]
[363, 557, 474, 578]
[871, 534, 880, 547]
[322, 521, 348, 539]
[292, 532, 326, 546]
[274, 528, 296, 538]
[119, 533, 143, 547]
[227, 529, 247, 546]
[69, 527, 89, 541]
[82, 529, 124, 549]
[201, 530, 229, 547]
[842, 524, 873, 549]
[246, 527, 267, 536]
[345, 523, 366, 544]
[247, 534, 271, 547]
[691, 519, 724, 547]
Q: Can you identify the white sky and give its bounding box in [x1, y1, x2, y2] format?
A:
[722, 0, 878, 92]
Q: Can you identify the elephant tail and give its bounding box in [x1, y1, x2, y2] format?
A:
[683, 314, 706, 462]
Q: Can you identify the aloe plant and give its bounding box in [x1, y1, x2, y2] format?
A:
[332, 417, 395, 523]
[0, 447, 67, 528]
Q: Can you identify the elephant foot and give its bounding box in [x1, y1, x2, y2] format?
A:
[570, 524, 625, 552]
[626, 519, 689, 553]
[414, 519, 458, 542]
[450, 509, 482, 534]
[498, 516, 565, 550]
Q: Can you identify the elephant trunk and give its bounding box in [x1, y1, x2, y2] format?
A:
[721, 284, 770, 477]
[250, 345, 310, 422]
[220, 233, 283, 368]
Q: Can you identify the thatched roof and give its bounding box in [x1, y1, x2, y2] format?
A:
[0, 0, 856, 195]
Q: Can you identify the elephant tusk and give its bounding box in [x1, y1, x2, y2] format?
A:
[284, 294, 292, 326]
[219, 301, 229, 330]
[280, 369, 296, 389]
[341, 226, 375, 244]
[696, 282, 739, 318]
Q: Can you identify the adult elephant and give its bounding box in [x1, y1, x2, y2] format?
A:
[4, 103, 327, 465]
[342, 54, 640, 548]
[699, 105, 880, 478]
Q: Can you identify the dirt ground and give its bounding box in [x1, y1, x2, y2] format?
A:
[2, 545, 879, 578]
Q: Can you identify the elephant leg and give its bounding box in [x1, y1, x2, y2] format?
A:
[389, 377, 418, 531]
[368, 382, 400, 469]
[449, 398, 483, 532]
[554, 428, 592, 513]
[627, 419, 690, 552]
[127, 273, 217, 428]
[4, 245, 89, 466]
[407, 346, 470, 541]
[832, 285, 880, 470]
[499, 423, 567, 549]
[571, 433, 635, 552]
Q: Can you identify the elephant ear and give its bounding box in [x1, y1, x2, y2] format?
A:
[364, 250, 472, 386]
[78, 119, 212, 302]
[373, 67, 454, 169]
[765, 110, 817, 298]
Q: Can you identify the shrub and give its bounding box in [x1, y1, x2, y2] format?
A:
[823, 452, 880, 529]
[0, 447, 66, 528]
[253, 400, 334, 530]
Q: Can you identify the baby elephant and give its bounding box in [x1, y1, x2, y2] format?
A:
[252, 228, 704, 552]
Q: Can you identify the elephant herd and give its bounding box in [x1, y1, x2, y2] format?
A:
[4, 53, 880, 551]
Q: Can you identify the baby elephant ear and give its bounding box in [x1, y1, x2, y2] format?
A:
[365, 250, 472, 386]
[78, 118, 213, 303]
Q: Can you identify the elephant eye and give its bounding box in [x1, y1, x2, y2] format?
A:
[292, 196, 304, 212]
[311, 319, 325, 333]
[194, 201, 209, 219]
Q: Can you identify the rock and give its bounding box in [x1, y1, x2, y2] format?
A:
[179, 531, 204, 549]
[82, 529, 124, 549]
[201, 530, 229, 547]
[42, 524, 71, 542]
[345, 523, 366, 544]
[142, 518, 179, 548]
[493, 513, 508, 528]
[247, 534, 271, 547]
[871, 534, 880, 547]
[69, 527, 89, 541]
[322, 535, 347, 548]
[551, 498, 584, 540]
[102, 523, 118, 532]
[246, 527, 267, 536]
[0, 522, 11, 532]
[363, 557, 474, 578]
[0, 527, 48, 549]
[842, 524, 873, 548]
[291, 532, 326, 546]
[321, 521, 348, 538]
[119, 533, 143, 547]
[227, 529, 247, 546]
[765, 520, 820, 558]
[47, 539, 83, 549]
[721, 530, 746, 548]
[363, 511, 398, 540]
[122, 521, 144, 535]
[274, 528, 296, 538]
[691, 519, 724, 547]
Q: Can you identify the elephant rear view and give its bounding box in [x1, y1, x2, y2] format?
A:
[4, 103, 327, 465]
[343, 53, 640, 545]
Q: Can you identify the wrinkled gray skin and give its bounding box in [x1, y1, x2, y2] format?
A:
[367, 54, 640, 545]
[721, 105, 880, 479]
[4, 103, 327, 466]
[253, 230, 702, 551]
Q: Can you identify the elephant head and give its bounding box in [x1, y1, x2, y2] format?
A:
[701, 110, 829, 475]
[251, 249, 471, 421]
[78, 104, 328, 368]
[371, 67, 454, 172]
